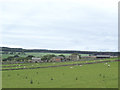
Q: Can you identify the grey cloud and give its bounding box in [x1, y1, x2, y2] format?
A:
[1, 1, 118, 51]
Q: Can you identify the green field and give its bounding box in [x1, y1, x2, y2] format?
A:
[2, 59, 118, 88]
[2, 52, 89, 59]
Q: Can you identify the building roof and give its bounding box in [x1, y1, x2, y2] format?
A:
[55, 56, 64, 59]
[96, 55, 110, 57]
[32, 57, 41, 59]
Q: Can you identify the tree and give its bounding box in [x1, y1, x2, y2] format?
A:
[27, 55, 34, 58]
[72, 53, 79, 55]
[15, 57, 25, 61]
[3, 51, 9, 54]
[10, 52, 14, 54]
[58, 54, 65, 58]
[25, 55, 34, 60]
[14, 55, 19, 58]
[41, 54, 56, 61]
[72, 53, 81, 59]
[7, 56, 14, 61]
[18, 52, 21, 55]
[21, 50, 25, 55]
[3, 58, 7, 61]
[79, 55, 81, 59]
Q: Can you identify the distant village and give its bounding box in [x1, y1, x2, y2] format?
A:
[31, 54, 116, 63]
[1, 47, 118, 64]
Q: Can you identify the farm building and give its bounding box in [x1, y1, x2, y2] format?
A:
[65, 56, 71, 61]
[80, 56, 96, 61]
[82, 56, 96, 58]
[96, 55, 111, 58]
[50, 56, 64, 62]
[69, 54, 80, 61]
[32, 57, 42, 63]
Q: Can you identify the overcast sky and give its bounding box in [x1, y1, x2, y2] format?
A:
[0, 0, 118, 51]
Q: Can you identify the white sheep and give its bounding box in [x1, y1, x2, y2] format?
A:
[70, 67, 73, 68]
[104, 63, 107, 65]
[108, 64, 110, 67]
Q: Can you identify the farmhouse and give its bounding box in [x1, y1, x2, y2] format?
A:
[50, 56, 64, 62]
[32, 57, 42, 63]
[69, 54, 80, 61]
[65, 56, 71, 61]
[96, 55, 110, 58]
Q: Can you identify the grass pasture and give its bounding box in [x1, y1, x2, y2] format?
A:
[2, 59, 118, 88]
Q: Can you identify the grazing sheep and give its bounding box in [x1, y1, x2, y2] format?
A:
[104, 63, 108, 65]
[108, 64, 110, 67]
[70, 67, 73, 68]
[80, 65, 82, 67]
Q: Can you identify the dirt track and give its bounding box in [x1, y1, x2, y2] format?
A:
[1, 60, 119, 71]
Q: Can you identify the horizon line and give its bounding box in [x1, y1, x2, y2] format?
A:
[1, 46, 118, 52]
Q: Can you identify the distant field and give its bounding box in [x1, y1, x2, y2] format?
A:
[2, 58, 119, 88]
[2, 54, 27, 59]
[2, 52, 89, 59]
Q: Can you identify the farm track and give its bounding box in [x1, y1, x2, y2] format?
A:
[1, 60, 120, 71]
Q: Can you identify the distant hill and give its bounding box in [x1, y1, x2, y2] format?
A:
[0, 47, 118, 56]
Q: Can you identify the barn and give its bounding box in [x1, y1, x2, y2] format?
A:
[32, 57, 42, 63]
[96, 55, 110, 58]
[50, 56, 64, 62]
[69, 54, 80, 61]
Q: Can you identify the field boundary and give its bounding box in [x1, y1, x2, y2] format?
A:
[1, 60, 119, 71]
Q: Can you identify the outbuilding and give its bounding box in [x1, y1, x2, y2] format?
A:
[69, 54, 80, 61]
[32, 57, 42, 63]
[50, 56, 64, 62]
[96, 55, 110, 58]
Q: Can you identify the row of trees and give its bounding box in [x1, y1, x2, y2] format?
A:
[2, 55, 34, 62]
[2, 51, 25, 55]
[41, 54, 65, 61]
[2, 53, 81, 62]
[2, 54, 66, 62]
